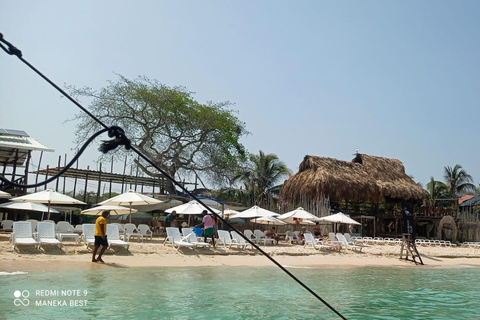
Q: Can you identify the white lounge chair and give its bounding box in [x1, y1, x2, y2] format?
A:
[124, 223, 142, 242]
[181, 228, 210, 248]
[165, 227, 195, 250]
[1, 219, 14, 231]
[12, 221, 39, 250]
[217, 230, 246, 249]
[230, 231, 253, 249]
[82, 224, 96, 248]
[56, 221, 80, 244]
[106, 224, 130, 250]
[285, 231, 299, 244]
[336, 234, 364, 252]
[253, 229, 275, 245]
[137, 224, 153, 241]
[37, 222, 62, 249]
[74, 224, 83, 234]
[26, 219, 39, 232]
[328, 232, 343, 245]
[304, 233, 337, 251]
[244, 229, 254, 241]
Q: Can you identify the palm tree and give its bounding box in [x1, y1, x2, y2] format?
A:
[443, 164, 476, 196]
[426, 177, 448, 207]
[233, 150, 291, 205]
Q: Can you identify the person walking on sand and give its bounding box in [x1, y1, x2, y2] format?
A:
[92, 210, 110, 263]
[196, 210, 215, 248]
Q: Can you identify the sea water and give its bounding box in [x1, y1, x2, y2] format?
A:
[1, 266, 480, 320]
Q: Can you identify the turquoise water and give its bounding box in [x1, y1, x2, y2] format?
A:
[1, 266, 480, 320]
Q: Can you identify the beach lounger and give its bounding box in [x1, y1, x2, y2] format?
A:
[1, 219, 14, 231]
[181, 229, 210, 248]
[74, 224, 83, 234]
[124, 223, 142, 242]
[304, 233, 337, 251]
[37, 221, 62, 249]
[244, 229, 254, 241]
[285, 231, 299, 244]
[26, 219, 39, 232]
[106, 224, 130, 250]
[56, 221, 80, 244]
[12, 221, 39, 250]
[328, 233, 342, 245]
[336, 234, 364, 252]
[231, 231, 254, 249]
[82, 224, 96, 248]
[253, 229, 275, 245]
[217, 230, 246, 249]
[137, 224, 153, 241]
[165, 227, 195, 250]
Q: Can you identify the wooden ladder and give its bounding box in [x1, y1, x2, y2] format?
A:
[399, 233, 424, 265]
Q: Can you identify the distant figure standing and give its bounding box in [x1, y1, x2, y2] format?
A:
[165, 210, 178, 228]
[196, 210, 215, 248]
[92, 210, 110, 263]
[314, 222, 321, 238]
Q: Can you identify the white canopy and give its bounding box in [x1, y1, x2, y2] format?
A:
[0, 201, 60, 213]
[165, 200, 221, 215]
[231, 205, 279, 219]
[250, 216, 286, 225]
[318, 212, 361, 225]
[277, 207, 321, 224]
[81, 205, 138, 216]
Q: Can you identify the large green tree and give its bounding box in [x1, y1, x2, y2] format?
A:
[443, 164, 475, 196]
[426, 177, 449, 207]
[69, 75, 248, 194]
[232, 150, 291, 205]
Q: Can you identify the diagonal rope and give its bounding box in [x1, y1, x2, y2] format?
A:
[0, 33, 347, 320]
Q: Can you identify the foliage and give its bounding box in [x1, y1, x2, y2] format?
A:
[443, 164, 476, 196]
[425, 177, 450, 207]
[232, 150, 291, 206]
[68, 75, 248, 194]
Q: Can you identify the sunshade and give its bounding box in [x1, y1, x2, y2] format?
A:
[318, 212, 361, 225]
[277, 207, 321, 224]
[0, 201, 60, 213]
[165, 200, 221, 215]
[230, 205, 279, 219]
[81, 205, 138, 216]
[11, 189, 85, 220]
[98, 189, 163, 222]
[222, 209, 241, 217]
[250, 216, 286, 225]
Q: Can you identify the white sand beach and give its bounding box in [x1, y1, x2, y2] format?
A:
[2, 233, 480, 273]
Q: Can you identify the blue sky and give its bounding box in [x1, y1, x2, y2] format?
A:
[1, 1, 480, 192]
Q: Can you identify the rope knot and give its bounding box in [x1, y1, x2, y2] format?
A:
[98, 126, 131, 153]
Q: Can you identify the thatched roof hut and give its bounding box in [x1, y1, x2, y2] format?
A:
[280, 153, 428, 203]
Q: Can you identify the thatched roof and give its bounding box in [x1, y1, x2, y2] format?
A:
[280, 154, 428, 203]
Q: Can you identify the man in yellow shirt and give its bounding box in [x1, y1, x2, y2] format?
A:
[92, 210, 110, 263]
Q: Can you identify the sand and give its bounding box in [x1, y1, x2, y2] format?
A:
[2, 233, 480, 273]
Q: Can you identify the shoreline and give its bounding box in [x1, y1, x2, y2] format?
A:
[2, 233, 480, 273]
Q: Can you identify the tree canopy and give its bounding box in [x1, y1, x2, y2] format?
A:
[232, 150, 292, 205]
[443, 164, 475, 196]
[69, 75, 248, 194]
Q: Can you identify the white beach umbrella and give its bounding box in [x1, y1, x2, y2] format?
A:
[0, 190, 11, 198]
[98, 189, 163, 222]
[81, 205, 138, 216]
[230, 205, 279, 219]
[318, 212, 361, 225]
[165, 200, 221, 215]
[222, 209, 241, 217]
[0, 201, 60, 213]
[250, 216, 286, 225]
[277, 207, 321, 224]
[11, 189, 85, 220]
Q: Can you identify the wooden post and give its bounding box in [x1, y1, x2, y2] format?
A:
[62, 153, 67, 194]
[121, 155, 127, 193]
[44, 165, 50, 190]
[83, 165, 89, 203]
[55, 155, 61, 191]
[109, 156, 114, 197]
[73, 158, 78, 197]
[11, 149, 19, 185]
[24, 150, 31, 194]
[96, 162, 102, 204]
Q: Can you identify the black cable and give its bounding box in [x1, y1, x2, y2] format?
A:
[0, 33, 347, 320]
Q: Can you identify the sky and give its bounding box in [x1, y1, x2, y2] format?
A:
[1, 1, 480, 193]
